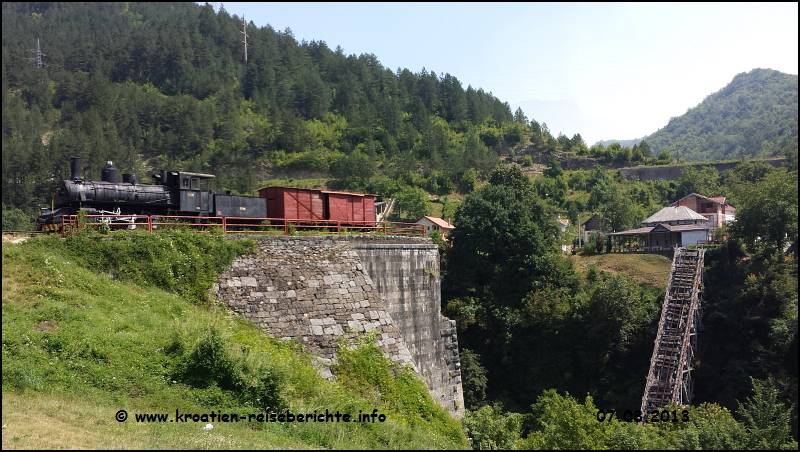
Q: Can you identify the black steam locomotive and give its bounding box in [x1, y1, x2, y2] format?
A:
[36, 157, 266, 230]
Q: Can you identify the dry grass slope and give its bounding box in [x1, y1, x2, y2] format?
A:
[569, 253, 672, 289]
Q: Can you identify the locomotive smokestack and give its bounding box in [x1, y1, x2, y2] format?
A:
[101, 161, 118, 183]
[70, 156, 81, 180]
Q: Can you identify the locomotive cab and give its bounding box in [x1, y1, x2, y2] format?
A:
[175, 172, 215, 214]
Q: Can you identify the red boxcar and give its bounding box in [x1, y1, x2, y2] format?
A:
[323, 190, 376, 224]
[258, 187, 324, 220]
[258, 187, 376, 226]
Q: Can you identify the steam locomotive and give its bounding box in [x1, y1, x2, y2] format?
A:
[36, 157, 266, 230]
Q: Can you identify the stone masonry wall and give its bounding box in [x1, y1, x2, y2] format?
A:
[213, 236, 464, 416]
[618, 158, 787, 181]
[348, 238, 464, 416]
[214, 237, 415, 371]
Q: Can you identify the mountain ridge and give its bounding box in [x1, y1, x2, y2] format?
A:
[595, 68, 798, 161]
[593, 138, 643, 148]
[644, 68, 798, 160]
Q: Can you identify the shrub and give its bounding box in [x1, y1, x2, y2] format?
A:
[582, 233, 600, 255]
[463, 405, 523, 450]
[239, 368, 287, 413]
[520, 390, 614, 450]
[394, 186, 431, 220]
[35, 229, 255, 303]
[174, 327, 287, 412]
[331, 150, 376, 189]
[737, 378, 796, 449]
[2, 205, 33, 231]
[460, 349, 488, 410]
[176, 328, 241, 390]
[521, 155, 534, 167]
[458, 168, 478, 193]
[586, 264, 599, 283]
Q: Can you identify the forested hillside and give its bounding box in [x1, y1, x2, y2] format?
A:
[5, 3, 797, 222]
[444, 163, 798, 448]
[1, 2, 519, 212]
[645, 69, 798, 161]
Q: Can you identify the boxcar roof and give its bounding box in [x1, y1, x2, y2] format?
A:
[256, 186, 377, 197]
[257, 186, 322, 192]
[320, 190, 376, 197]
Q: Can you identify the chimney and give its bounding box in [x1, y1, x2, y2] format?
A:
[101, 161, 118, 183]
[70, 156, 81, 180]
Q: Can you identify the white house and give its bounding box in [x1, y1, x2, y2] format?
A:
[610, 206, 711, 251]
[416, 216, 455, 239]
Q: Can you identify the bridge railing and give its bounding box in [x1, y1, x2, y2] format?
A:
[58, 214, 426, 237]
[151, 215, 225, 232]
[690, 240, 722, 249]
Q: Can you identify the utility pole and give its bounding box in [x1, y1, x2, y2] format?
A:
[27, 37, 45, 69]
[240, 16, 248, 63]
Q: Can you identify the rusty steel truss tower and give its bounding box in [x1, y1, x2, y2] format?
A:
[641, 247, 705, 413]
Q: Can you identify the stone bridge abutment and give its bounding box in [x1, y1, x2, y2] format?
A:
[213, 236, 464, 416]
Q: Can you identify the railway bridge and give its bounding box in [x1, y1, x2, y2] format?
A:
[641, 247, 705, 413]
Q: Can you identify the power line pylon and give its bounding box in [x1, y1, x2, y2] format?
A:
[240, 16, 248, 63]
[27, 37, 46, 69]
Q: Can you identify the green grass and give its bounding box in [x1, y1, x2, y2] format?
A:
[565, 190, 590, 206]
[53, 229, 253, 303]
[2, 233, 467, 449]
[568, 253, 672, 289]
[257, 178, 332, 190]
[618, 155, 786, 169]
[429, 193, 464, 220]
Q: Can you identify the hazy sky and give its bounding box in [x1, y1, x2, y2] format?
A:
[219, 2, 798, 144]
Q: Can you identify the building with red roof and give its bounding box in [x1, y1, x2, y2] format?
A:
[416, 216, 455, 239]
[670, 193, 736, 229]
